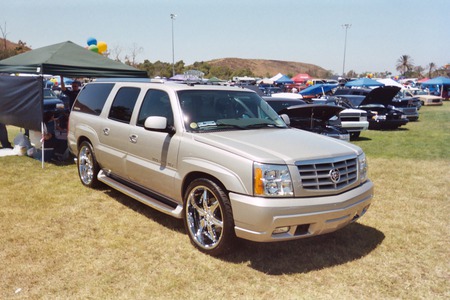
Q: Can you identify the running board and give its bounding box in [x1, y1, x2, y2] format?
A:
[97, 170, 183, 219]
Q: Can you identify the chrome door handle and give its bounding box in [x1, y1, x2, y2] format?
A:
[129, 134, 138, 143]
[103, 128, 110, 136]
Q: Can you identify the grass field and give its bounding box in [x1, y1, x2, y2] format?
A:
[1, 103, 449, 299]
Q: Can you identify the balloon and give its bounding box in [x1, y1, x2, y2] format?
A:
[97, 41, 107, 54]
[88, 44, 98, 53]
[87, 37, 97, 46]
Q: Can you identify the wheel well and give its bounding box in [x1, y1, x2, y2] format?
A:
[182, 172, 228, 200]
[77, 136, 91, 150]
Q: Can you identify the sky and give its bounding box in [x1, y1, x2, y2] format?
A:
[1, 0, 449, 76]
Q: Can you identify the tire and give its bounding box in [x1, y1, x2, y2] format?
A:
[77, 141, 100, 188]
[183, 178, 236, 256]
[350, 132, 360, 140]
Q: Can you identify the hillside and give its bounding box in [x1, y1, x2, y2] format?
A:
[205, 58, 329, 78]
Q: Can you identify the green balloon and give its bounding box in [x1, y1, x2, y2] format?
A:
[88, 45, 98, 53]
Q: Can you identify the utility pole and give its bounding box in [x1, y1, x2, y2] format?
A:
[170, 14, 176, 77]
[342, 24, 351, 77]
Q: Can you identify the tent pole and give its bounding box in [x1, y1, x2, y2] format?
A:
[39, 70, 45, 168]
[41, 122, 44, 169]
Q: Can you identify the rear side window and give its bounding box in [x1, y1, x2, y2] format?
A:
[108, 87, 141, 123]
[73, 83, 114, 115]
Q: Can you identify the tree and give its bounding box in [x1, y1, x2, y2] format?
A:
[124, 43, 143, 67]
[427, 62, 436, 78]
[0, 22, 8, 50]
[396, 55, 413, 77]
[413, 65, 425, 78]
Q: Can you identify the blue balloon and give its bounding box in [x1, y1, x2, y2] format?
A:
[87, 37, 97, 46]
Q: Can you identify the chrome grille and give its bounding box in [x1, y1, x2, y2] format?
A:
[297, 157, 357, 190]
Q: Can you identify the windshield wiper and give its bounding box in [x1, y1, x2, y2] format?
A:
[243, 121, 284, 129]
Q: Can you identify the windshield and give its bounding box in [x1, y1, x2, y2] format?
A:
[177, 90, 287, 132]
[44, 89, 57, 99]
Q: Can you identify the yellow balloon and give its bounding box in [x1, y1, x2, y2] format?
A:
[97, 41, 107, 54]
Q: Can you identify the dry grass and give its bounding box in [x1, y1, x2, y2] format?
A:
[1, 103, 449, 299]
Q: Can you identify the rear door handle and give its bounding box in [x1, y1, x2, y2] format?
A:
[103, 128, 110, 136]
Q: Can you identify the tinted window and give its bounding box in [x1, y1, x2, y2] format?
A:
[108, 87, 141, 123]
[137, 89, 173, 127]
[73, 83, 114, 115]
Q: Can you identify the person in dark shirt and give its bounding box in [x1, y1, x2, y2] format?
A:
[0, 123, 12, 148]
[42, 111, 68, 160]
[60, 76, 80, 109]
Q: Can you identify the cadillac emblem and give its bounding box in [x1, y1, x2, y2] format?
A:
[329, 168, 340, 183]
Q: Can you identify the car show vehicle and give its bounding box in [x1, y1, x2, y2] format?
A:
[310, 97, 369, 139]
[263, 97, 350, 141]
[332, 86, 409, 130]
[407, 88, 443, 106]
[68, 80, 374, 256]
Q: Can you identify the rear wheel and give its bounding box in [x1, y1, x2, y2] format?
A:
[77, 141, 100, 188]
[183, 178, 236, 256]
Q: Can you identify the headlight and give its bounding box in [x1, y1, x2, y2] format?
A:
[358, 153, 368, 183]
[254, 163, 293, 197]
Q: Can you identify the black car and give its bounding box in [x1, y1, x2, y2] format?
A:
[331, 86, 409, 130]
[263, 97, 350, 141]
[43, 88, 65, 114]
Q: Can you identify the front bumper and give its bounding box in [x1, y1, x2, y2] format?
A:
[229, 180, 374, 242]
[341, 121, 369, 133]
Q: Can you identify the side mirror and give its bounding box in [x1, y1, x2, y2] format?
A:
[280, 114, 290, 126]
[144, 116, 176, 135]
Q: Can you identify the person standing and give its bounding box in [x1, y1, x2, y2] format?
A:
[0, 123, 12, 148]
[60, 76, 81, 109]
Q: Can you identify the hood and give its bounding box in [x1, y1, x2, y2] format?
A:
[191, 128, 360, 165]
[360, 86, 401, 106]
[279, 104, 344, 122]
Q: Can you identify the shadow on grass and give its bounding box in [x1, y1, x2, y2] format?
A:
[221, 223, 385, 275]
[353, 136, 372, 142]
[102, 187, 185, 233]
[98, 186, 384, 275]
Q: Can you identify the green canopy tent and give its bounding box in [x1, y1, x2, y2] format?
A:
[0, 40, 148, 77]
[0, 41, 147, 165]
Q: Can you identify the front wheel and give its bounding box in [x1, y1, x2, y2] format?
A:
[77, 141, 100, 188]
[350, 132, 361, 140]
[183, 178, 236, 256]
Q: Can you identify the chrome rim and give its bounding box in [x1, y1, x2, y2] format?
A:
[186, 186, 223, 250]
[78, 145, 94, 185]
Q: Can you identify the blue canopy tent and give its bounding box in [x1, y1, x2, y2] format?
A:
[345, 78, 384, 87]
[274, 74, 294, 84]
[421, 76, 450, 86]
[421, 76, 450, 99]
[299, 84, 338, 96]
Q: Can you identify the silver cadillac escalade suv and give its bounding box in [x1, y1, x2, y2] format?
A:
[68, 79, 374, 256]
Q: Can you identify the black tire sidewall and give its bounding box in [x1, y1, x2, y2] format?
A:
[183, 178, 236, 256]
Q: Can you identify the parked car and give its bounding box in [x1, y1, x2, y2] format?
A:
[279, 104, 350, 142]
[311, 97, 369, 139]
[68, 80, 373, 256]
[408, 88, 443, 106]
[332, 87, 409, 130]
[43, 88, 65, 114]
[263, 97, 350, 141]
[391, 90, 420, 121]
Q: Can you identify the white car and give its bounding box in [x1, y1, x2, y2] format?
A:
[311, 98, 369, 139]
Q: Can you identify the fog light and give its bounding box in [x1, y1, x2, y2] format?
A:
[272, 226, 290, 235]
